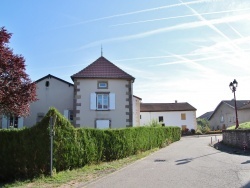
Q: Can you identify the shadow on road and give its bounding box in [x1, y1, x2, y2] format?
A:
[241, 160, 250, 164]
[175, 152, 220, 165]
[213, 141, 250, 156]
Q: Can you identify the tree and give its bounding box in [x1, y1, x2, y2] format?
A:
[0, 27, 37, 117]
[196, 118, 210, 133]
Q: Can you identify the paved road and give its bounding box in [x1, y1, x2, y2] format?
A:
[82, 135, 250, 188]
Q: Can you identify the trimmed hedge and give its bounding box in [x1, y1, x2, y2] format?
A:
[0, 108, 181, 181]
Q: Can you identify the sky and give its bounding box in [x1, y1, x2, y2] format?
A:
[1, 0, 250, 116]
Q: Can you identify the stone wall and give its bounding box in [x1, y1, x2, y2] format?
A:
[222, 129, 250, 149]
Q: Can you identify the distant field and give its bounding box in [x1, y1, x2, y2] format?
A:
[227, 122, 250, 130]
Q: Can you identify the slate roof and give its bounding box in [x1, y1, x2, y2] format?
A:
[140, 103, 196, 112]
[198, 111, 213, 120]
[208, 100, 250, 120]
[35, 74, 74, 86]
[239, 102, 250, 110]
[223, 100, 250, 109]
[71, 56, 135, 81]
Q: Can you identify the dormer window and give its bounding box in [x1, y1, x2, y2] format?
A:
[98, 81, 108, 89]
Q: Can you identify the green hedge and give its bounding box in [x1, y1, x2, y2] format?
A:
[0, 108, 181, 181]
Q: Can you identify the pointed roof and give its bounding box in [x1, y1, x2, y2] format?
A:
[140, 102, 196, 112]
[36, 74, 74, 86]
[208, 100, 250, 120]
[198, 111, 213, 120]
[71, 56, 135, 81]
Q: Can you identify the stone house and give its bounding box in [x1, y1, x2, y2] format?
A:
[208, 100, 250, 130]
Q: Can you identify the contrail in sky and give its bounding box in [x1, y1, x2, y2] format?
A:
[111, 8, 250, 27]
[180, 0, 246, 52]
[59, 0, 218, 28]
[79, 13, 250, 49]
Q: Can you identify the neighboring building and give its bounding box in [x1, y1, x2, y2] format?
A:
[198, 111, 213, 120]
[24, 74, 74, 127]
[208, 100, 250, 130]
[140, 102, 197, 131]
[133, 95, 142, 126]
[0, 56, 199, 130]
[71, 56, 135, 129]
[1, 115, 24, 129]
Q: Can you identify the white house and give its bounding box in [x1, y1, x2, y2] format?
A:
[140, 102, 197, 130]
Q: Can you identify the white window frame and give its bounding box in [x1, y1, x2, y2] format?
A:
[90, 93, 115, 110]
[98, 81, 108, 89]
[97, 93, 109, 110]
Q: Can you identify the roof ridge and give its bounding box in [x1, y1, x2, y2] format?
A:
[71, 56, 135, 81]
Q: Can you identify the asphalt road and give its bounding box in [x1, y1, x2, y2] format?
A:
[82, 135, 250, 188]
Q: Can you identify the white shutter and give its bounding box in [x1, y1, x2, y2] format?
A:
[90, 93, 97, 110]
[18, 117, 24, 128]
[2, 116, 8, 129]
[64, 110, 69, 119]
[109, 93, 115, 110]
[96, 120, 110, 129]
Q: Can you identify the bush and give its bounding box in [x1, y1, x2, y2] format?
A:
[0, 108, 181, 181]
[196, 118, 210, 133]
[146, 119, 162, 127]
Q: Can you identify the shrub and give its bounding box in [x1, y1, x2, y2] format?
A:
[0, 108, 181, 181]
[196, 118, 210, 133]
[191, 129, 195, 134]
[146, 119, 162, 127]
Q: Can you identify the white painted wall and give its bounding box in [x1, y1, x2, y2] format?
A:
[24, 76, 74, 127]
[140, 111, 197, 130]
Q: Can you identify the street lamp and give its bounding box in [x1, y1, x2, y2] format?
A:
[229, 79, 239, 129]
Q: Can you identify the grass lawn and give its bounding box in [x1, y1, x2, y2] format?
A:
[1, 148, 159, 188]
[227, 121, 250, 130]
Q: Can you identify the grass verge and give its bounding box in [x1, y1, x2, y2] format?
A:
[2, 148, 159, 188]
[227, 121, 250, 130]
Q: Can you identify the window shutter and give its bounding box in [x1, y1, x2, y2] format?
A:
[109, 93, 115, 110]
[90, 93, 96, 110]
[64, 110, 69, 119]
[2, 116, 8, 129]
[18, 117, 24, 128]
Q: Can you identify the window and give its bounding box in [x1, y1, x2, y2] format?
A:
[159, 116, 163, 122]
[98, 81, 108, 89]
[181, 113, 186, 120]
[97, 94, 109, 110]
[37, 113, 44, 123]
[90, 93, 115, 110]
[45, 81, 50, 87]
[220, 115, 224, 123]
[9, 116, 18, 128]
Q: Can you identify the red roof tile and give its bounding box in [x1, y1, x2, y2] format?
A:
[71, 56, 135, 81]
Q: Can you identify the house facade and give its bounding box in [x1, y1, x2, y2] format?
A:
[71, 56, 135, 129]
[140, 102, 197, 130]
[23, 74, 74, 127]
[133, 95, 142, 126]
[208, 100, 250, 130]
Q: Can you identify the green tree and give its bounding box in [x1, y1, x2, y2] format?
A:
[196, 118, 210, 133]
